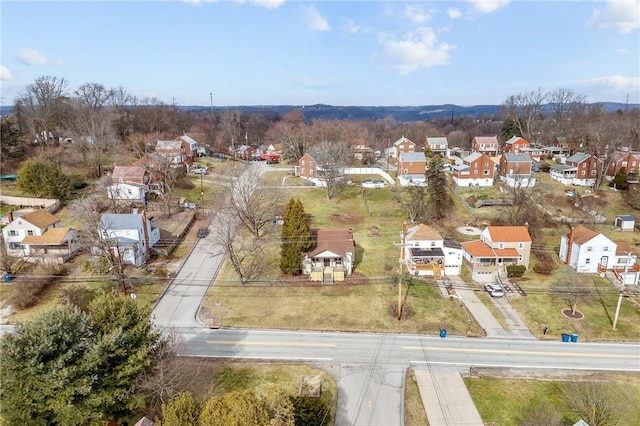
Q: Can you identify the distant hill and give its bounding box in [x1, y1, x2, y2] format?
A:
[1, 102, 637, 122]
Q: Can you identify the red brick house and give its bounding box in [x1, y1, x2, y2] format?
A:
[503, 136, 530, 154]
[605, 150, 640, 180]
[471, 136, 499, 156]
[452, 152, 495, 187]
[296, 153, 319, 179]
[499, 153, 535, 187]
[391, 136, 416, 159]
[397, 151, 427, 186]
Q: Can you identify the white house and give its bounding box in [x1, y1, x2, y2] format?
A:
[107, 166, 150, 203]
[2, 210, 62, 256]
[559, 225, 639, 284]
[426, 137, 449, 158]
[400, 223, 463, 277]
[302, 228, 355, 283]
[98, 212, 161, 266]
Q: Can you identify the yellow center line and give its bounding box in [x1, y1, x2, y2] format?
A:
[403, 346, 639, 359]
[207, 340, 336, 348]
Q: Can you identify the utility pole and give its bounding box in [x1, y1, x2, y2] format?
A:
[612, 252, 631, 329]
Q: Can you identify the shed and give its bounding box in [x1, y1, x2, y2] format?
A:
[614, 215, 635, 231]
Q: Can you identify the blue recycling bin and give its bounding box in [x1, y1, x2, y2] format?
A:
[439, 329, 447, 338]
[571, 334, 578, 343]
[3, 274, 10, 283]
[561, 333, 570, 342]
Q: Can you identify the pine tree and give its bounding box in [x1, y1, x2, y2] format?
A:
[17, 157, 71, 200]
[425, 155, 454, 220]
[280, 198, 312, 274]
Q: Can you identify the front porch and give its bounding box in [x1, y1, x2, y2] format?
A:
[310, 266, 346, 283]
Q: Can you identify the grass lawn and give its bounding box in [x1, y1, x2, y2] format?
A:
[511, 274, 640, 341]
[465, 373, 640, 426]
[405, 369, 429, 426]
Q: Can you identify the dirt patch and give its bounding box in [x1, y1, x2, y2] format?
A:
[561, 309, 584, 320]
[299, 375, 322, 397]
[330, 212, 364, 225]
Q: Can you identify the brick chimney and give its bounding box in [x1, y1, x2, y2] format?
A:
[7, 211, 14, 223]
[141, 210, 150, 263]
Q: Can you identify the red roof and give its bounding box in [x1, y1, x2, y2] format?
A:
[307, 229, 355, 257]
[487, 226, 531, 243]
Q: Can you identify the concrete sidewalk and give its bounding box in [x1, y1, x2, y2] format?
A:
[414, 369, 483, 426]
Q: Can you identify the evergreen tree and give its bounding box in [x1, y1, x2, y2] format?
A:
[425, 155, 454, 220]
[17, 157, 71, 200]
[280, 198, 312, 275]
[0, 294, 161, 424]
[612, 167, 629, 190]
[161, 392, 201, 426]
[500, 118, 522, 142]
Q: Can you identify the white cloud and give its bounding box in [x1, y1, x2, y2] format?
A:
[404, 5, 432, 25]
[587, 0, 640, 33]
[0, 66, 11, 81]
[469, 0, 510, 14]
[342, 19, 360, 34]
[17, 48, 63, 66]
[448, 8, 462, 19]
[587, 75, 640, 92]
[305, 5, 330, 31]
[248, 0, 285, 9]
[379, 28, 454, 75]
[17, 48, 49, 65]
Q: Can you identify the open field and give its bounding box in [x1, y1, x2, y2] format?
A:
[465, 372, 640, 426]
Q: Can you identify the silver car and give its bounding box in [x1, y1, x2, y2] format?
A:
[484, 283, 505, 298]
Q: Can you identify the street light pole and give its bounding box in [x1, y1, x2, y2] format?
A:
[612, 252, 631, 329]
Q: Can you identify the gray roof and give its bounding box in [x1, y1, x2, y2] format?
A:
[550, 164, 577, 171]
[156, 140, 181, 150]
[463, 152, 482, 162]
[443, 238, 462, 249]
[427, 137, 448, 146]
[503, 153, 532, 162]
[567, 152, 591, 163]
[99, 213, 145, 231]
[616, 215, 635, 221]
[399, 151, 426, 162]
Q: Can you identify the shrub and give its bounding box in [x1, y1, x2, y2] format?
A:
[532, 249, 557, 275]
[59, 284, 94, 312]
[177, 177, 195, 189]
[507, 265, 526, 278]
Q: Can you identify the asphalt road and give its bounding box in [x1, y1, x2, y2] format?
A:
[176, 327, 640, 426]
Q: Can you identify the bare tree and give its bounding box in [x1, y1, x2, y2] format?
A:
[501, 88, 547, 141]
[519, 401, 563, 426]
[547, 88, 586, 134]
[562, 382, 631, 426]
[551, 268, 592, 315]
[208, 207, 275, 285]
[394, 185, 427, 223]
[219, 109, 244, 152]
[310, 140, 352, 200]
[14, 75, 70, 144]
[228, 166, 283, 238]
[107, 85, 134, 142]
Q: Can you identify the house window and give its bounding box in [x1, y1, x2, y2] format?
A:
[27, 230, 34, 236]
[586, 246, 593, 252]
[581, 170, 586, 176]
[519, 255, 523, 261]
[498, 243, 505, 249]
[8, 230, 17, 236]
[474, 170, 478, 175]
[603, 246, 609, 252]
[591, 170, 597, 175]
[8, 242, 21, 249]
[585, 258, 591, 264]
[301, 160, 305, 165]
[518, 243, 524, 249]
[414, 242, 419, 247]
[431, 241, 436, 247]
[483, 170, 489, 175]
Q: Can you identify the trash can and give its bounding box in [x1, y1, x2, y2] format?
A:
[571, 334, 578, 343]
[440, 329, 447, 338]
[561, 333, 569, 342]
[3, 274, 10, 283]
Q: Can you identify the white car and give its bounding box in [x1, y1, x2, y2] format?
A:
[484, 283, 505, 298]
[191, 168, 207, 175]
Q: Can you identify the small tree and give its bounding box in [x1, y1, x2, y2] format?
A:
[551, 269, 592, 315]
[17, 157, 71, 200]
[612, 167, 629, 190]
[161, 392, 201, 426]
[280, 198, 312, 275]
[562, 382, 631, 426]
[425, 155, 454, 220]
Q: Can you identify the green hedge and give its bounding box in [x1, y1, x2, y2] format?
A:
[506, 265, 526, 278]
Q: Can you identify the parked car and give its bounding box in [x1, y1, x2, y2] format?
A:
[197, 227, 209, 238]
[182, 202, 197, 210]
[191, 168, 207, 175]
[484, 283, 505, 298]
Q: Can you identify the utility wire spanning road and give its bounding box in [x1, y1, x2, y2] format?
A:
[151, 162, 640, 426]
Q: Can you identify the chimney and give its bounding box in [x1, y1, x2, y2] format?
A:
[565, 227, 575, 266]
[141, 210, 150, 263]
[8, 211, 14, 223]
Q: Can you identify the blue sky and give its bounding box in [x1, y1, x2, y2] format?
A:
[1, 0, 638, 107]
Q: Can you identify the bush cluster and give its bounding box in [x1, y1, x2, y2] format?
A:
[506, 265, 526, 278]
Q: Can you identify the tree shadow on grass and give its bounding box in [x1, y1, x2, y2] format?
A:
[594, 281, 614, 325]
